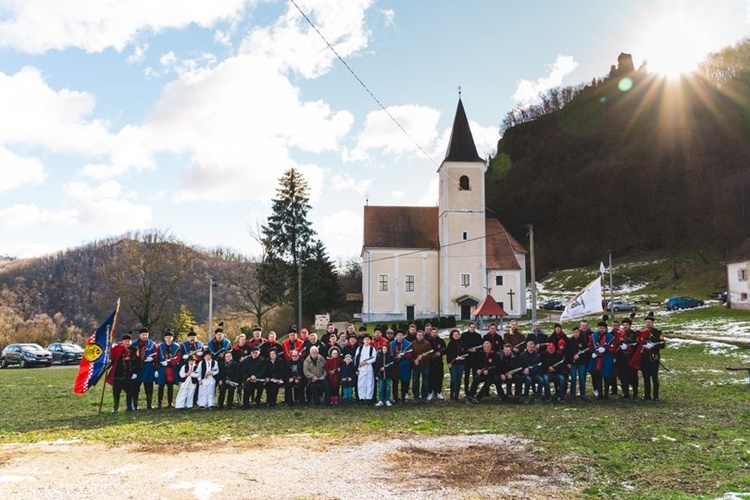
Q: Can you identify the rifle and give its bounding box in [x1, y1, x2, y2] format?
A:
[591, 336, 616, 359]
[395, 348, 413, 359]
[225, 380, 240, 388]
[513, 340, 527, 351]
[467, 343, 485, 352]
[415, 349, 434, 363]
[506, 362, 542, 377]
[265, 377, 284, 384]
[547, 358, 566, 372]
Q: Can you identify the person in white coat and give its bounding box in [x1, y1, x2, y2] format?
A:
[175, 357, 199, 409]
[355, 335, 377, 402]
[197, 351, 219, 408]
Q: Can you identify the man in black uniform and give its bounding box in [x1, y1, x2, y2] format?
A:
[638, 313, 665, 401]
[465, 341, 500, 403]
[497, 343, 522, 402]
[461, 321, 483, 397]
[615, 317, 639, 398]
[108, 333, 141, 412]
[241, 346, 266, 408]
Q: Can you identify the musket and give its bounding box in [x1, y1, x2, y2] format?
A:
[415, 349, 434, 361]
[507, 362, 542, 376]
[546, 358, 566, 372]
[591, 337, 616, 359]
[225, 380, 240, 388]
[265, 377, 284, 384]
[395, 348, 413, 359]
[513, 340, 527, 350]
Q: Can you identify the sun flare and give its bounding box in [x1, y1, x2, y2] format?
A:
[633, 6, 723, 79]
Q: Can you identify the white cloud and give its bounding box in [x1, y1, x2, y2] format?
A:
[381, 9, 396, 27]
[418, 176, 439, 206]
[391, 190, 405, 200]
[64, 180, 123, 202]
[127, 42, 149, 64]
[512, 55, 578, 105]
[348, 105, 440, 162]
[0, 0, 252, 54]
[330, 173, 372, 195]
[0, 204, 78, 230]
[77, 199, 152, 233]
[240, 0, 373, 79]
[317, 209, 363, 258]
[0, 147, 46, 192]
[434, 119, 498, 162]
[150, 52, 353, 203]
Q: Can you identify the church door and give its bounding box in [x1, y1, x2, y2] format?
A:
[460, 305, 471, 320]
[406, 306, 415, 321]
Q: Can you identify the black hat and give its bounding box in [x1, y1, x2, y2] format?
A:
[252, 326, 262, 333]
[396, 328, 404, 335]
[358, 326, 367, 332]
[597, 321, 608, 328]
[188, 328, 197, 337]
[164, 328, 174, 337]
[214, 327, 223, 335]
[203, 350, 212, 356]
[553, 323, 562, 329]
[288, 326, 297, 335]
[121, 333, 132, 340]
[621, 318, 632, 325]
[645, 312, 656, 321]
[251, 346, 260, 352]
[139, 327, 149, 334]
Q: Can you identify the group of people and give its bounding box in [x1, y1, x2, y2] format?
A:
[105, 315, 665, 412]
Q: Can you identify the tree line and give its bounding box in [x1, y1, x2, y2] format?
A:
[0, 168, 353, 347]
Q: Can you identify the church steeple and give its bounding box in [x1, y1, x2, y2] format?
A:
[444, 97, 484, 163]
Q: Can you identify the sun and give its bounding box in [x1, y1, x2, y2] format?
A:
[633, 6, 721, 79]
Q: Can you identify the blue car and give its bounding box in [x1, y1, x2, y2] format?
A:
[665, 296, 704, 311]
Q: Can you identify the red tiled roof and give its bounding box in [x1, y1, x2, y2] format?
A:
[363, 206, 439, 249]
[473, 295, 509, 317]
[485, 218, 526, 270]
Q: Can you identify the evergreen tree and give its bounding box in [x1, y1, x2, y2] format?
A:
[261, 168, 316, 324]
[301, 241, 341, 318]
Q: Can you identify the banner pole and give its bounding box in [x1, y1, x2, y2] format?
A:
[98, 298, 121, 415]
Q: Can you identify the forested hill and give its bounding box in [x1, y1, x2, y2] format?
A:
[486, 46, 750, 274]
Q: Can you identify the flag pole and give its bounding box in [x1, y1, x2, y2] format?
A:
[98, 298, 121, 414]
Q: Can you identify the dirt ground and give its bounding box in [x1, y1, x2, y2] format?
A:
[0, 434, 577, 499]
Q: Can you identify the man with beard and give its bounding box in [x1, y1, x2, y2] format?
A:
[427, 326, 446, 400]
[503, 319, 525, 354]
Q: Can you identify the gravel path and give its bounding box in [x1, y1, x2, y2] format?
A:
[0, 434, 576, 499]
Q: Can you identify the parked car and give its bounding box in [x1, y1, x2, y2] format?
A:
[47, 342, 84, 365]
[0, 343, 53, 368]
[608, 299, 638, 312]
[541, 299, 566, 311]
[665, 296, 705, 311]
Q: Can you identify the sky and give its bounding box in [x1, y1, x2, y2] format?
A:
[1, 0, 749, 264]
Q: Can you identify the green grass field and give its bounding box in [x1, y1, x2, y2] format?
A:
[1, 334, 748, 499]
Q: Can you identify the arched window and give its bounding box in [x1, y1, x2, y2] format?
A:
[459, 175, 470, 190]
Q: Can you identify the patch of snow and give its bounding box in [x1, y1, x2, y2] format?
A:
[169, 480, 223, 500]
[661, 435, 678, 442]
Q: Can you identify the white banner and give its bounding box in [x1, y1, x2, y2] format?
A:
[560, 277, 604, 321]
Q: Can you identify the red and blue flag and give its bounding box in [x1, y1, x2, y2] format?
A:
[74, 308, 116, 394]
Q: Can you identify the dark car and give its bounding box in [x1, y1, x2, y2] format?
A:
[665, 296, 705, 311]
[47, 342, 84, 365]
[542, 300, 565, 311]
[1, 343, 53, 368]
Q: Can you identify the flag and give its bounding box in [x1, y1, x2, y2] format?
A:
[74, 309, 116, 394]
[600, 261, 606, 274]
[560, 277, 605, 321]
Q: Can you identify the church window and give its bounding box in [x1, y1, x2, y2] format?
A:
[378, 275, 389, 292]
[462, 231, 468, 241]
[460, 273, 470, 287]
[495, 275, 504, 286]
[405, 275, 415, 293]
[498, 301, 505, 309]
[739, 269, 747, 282]
[459, 175, 470, 190]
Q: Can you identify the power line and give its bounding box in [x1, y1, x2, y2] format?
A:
[288, 0, 506, 222]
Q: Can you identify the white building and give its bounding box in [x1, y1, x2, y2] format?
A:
[726, 238, 750, 310]
[361, 98, 527, 323]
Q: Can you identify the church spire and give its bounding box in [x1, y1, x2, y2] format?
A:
[444, 94, 484, 163]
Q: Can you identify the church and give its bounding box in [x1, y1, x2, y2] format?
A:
[361, 98, 527, 323]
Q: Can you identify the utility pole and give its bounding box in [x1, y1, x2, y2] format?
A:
[298, 260, 303, 330]
[529, 223, 537, 323]
[208, 276, 214, 336]
[609, 251, 615, 319]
